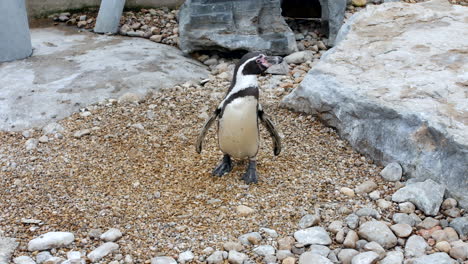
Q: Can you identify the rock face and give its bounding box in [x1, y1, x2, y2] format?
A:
[0, 237, 18, 263]
[281, 0, 468, 208]
[318, 0, 347, 46]
[178, 0, 297, 55]
[0, 0, 32, 62]
[392, 179, 445, 216]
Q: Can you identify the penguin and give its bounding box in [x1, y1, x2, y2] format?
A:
[196, 52, 283, 184]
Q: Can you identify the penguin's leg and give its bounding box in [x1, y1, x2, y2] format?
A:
[212, 154, 233, 177]
[241, 157, 258, 184]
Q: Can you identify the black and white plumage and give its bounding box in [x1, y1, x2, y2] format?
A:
[196, 52, 282, 184]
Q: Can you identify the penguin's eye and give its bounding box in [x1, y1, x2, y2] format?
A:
[256, 59, 262, 63]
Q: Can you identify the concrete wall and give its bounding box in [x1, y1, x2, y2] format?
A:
[26, 0, 184, 18]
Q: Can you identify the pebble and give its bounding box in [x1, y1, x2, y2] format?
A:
[298, 214, 320, 229]
[236, 205, 255, 216]
[310, 245, 330, 257]
[42, 122, 64, 135]
[377, 199, 393, 210]
[355, 208, 380, 219]
[355, 180, 377, 194]
[204, 58, 218, 66]
[369, 191, 380, 200]
[282, 257, 296, 264]
[351, 251, 379, 264]
[294, 227, 332, 246]
[343, 230, 359, 248]
[87, 242, 119, 262]
[412, 252, 457, 264]
[391, 179, 445, 216]
[73, 129, 91, 138]
[284, 51, 314, 64]
[336, 229, 346, 244]
[380, 162, 402, 182]
[441, 198, 457, 210]
[328, 221, 343, 234]
[398, 202, 415, 214]
[363, 241, 385, 259]
[390, 223, 412, 238]
[379, 251, 403, 264]
[299, 252, 332, 264]
[417, 217, 439, 230]
[345, 214, 360, 229]
[317, 41, 327, 50]
[178, 251, 194, 264]
[277, 250, 294, 260]
[358, 221, 397, 249]
[253, 245, 275, 257]
[150, 35, 163, 42]
[260, 228, 278, 238]
[444, 227, 459, 241]
[44, 256, 65, 263]
[206, 251, 224, 264]
[404, 235, 428, 258]
[228, 250, 247, 264]
[36, 251, 53, 263]
[223, 241, 243, 252]
[392, 213, 420, 227]
[449, 244, 468, 260]
[100, 228, 122, 242]
[340, 187, 355, 197]
[436, 241, 451, 253]
[28, 232, 75, 251]
[449, 216, 468, 238]
[278, 236, 295, 250]
[238, 232, 262, 246]
[13, 256, 36, 264]
[25, 138, 39, 150]
[38, 135, 48, 143]
[338, 248, 359, 264]
[118, 93, 142, 104]
[263, 254, 277, 264]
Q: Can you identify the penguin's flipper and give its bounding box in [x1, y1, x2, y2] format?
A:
[195, 109, 219, 154]
[258, 109, 281, 156]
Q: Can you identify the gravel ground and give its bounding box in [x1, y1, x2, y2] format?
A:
[0, 60, 399, 262]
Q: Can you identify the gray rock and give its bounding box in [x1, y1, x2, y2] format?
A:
[25, 138, 39, 150]
[318, 0, 347, 46]
[294, 227, 332, 246]
[328, 221, 343, 234]
[178, 0, 297, 55]
[363, 242, 385, 259]
[412, 252, 457, 264]
[356, 240, 369, 250]
[441, 198, 458, 210]
[223, 242, 243, 252]
[398, 202, 415, 214]
[351, 251, 379, 264]
[13, 256, 36, 264]
[338, 249, 359, 264]
[260, 228, 278, 238]
[253, 245, 275, 257]
[178, 251, 194, 264]
[263, 254, 277, 264]
[355, 181, 377, 194]
[73, 129, 91, 138]
[42, 123, 64, 135]
[94, 0, 125, 34]
[343, 230, 359, 249]
[228, 250, 247, 264]
[87, 242, 119, 262]
[100, 228, 122, 242]
[310, 245, 330, 257]
[41, 257, 64, 264]
[392, 179, 445, 216]
[358, 221, 397, 249]
[345, 214, 360, 229]
[0, 0, 32, 62]
[266, 61, 289, 75]
[285, 51, 315, 64]
[206, 251, 225, 264]
[28, 232, 75, 251]
[36, 251, 52, 264]
[355, 208, 380, 219]
[450, 216, 468, 238]
[404, 235, 428, 258]
[369, 191, 381, 201]
[276, 250, 294, 260]
[380, 251, 403, 264]
[392, 213, 421, 227]
[299, 252, 332, 264]
[416, 217, 439, 230]
[380, 162, 402, 182]
[390, 224, 412, 238]
[298, 214, 320, 229]
[281, 0, 468, 209]
[238, 232, 262, 246]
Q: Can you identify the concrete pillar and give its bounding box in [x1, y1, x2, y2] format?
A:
[94, 0, 126, 34]
[0, 0, 32, 62]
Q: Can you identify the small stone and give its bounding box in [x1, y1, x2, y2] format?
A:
[150, 35, 163, 43]
[88, 229, 102, 239]
[28, 232, 75, 251]
[118, 93, 142, 104]
[352, 0, 367, 7]
[178, 251, 194, 264]
[119, 24, 131, 34]
[294, 227, 332, 246]
[263, 254, 277, 264]
[449, 245, 468, 260]
[309, 245, 330, 257]
[87, 242, 119, 262]
[404, 235, 428, 258]
[391, 179, 445, 216]
[338, 249, 359, 264]
[431, 229, 447, 242]
[436, 241, 451, 253]
[317, 41, 327, 51]
[441, 198, 457, 210]
[345, 214, 360, 229]
[328, 221, 343, 234]
[369, 191, 380, 200]
[351, 251, 379, 264]
[363, 241, 386, 259]
[282, 257, 296, 264]
[253, 245, 275, 257]
[284, 51, 314, 64]
[379, 251, 403, 264]
[206, 251, 224, 264]
[417, 217, 440, 230]
[22, 129, 33, 138]
[399, 202, 415, 214]
[38, 135, 48, 143]
[298, 214, 320, 229]
[340, 187, 355, 197]
[36, 251, 52, 263]
[393, 213, 420, 227]
[444, 227, 459, 242]
[443, 208, 461, 218]
[344, 230, 359, 248]
[124, 254, 133, 264]
[44, 257, 65, 264]
[73, 129, 91, 138]
[390, 223, 412, 238]
[202, 247, 215, 255]
[412, 252, 457, 264]
[217, 71, 230, 80]
[13, 256, 36, 264]
[236, 205, 255, 216]
[277, 250, 294, 261]
[449, 216, 468, 238]
[223, 242, 242, 252]
[377, 199, 393, 210]
[77, 21, 87, 28]
[100, 228, 122, 242]
[204, 58, 218, 66]
[42, 122, 64, 135]
[260, 228, 278, 238]
[238, 232, 262, 246]
[356, 208, 380, 219]
[228, 250, 247, 264]
[25, 138, 39, 150]
[299, 252, 332, 264]
[356, 240, 369, 250]
[355, 180, 377, 194]
[336, 229, 346, 244]
[278, 236, 295, 250]
[380, 162, 402, 182]
[358, 221, 397, 249]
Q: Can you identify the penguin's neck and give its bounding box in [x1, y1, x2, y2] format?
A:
[229, 73, 257, 97]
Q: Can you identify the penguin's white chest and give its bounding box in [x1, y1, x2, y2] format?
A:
[218, 96, 259, 159]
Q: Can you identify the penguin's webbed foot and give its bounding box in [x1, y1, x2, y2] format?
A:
[241, 159, 258, 184]
[212, 155, 233, 177]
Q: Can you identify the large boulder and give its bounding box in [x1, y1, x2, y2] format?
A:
[281, 0, 468, 208]
[178, 0, 297, 55]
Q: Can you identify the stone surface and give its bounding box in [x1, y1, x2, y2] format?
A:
[238, 232, 262, 246]
[0, 0, 32, 62]
[298, 252, 332, 264]
[338, 249, 359, 264]
[13, 256, 36, 264]
[404, 235, 428, 258]
[253, 245, 275, 257]
[281, 0, 468, 209]
[94, 0, 125, 34]
[392, 213, 421, 227]
[412, 252, 457, 264]
[351, 251, 379, 264]
[450, 216, 468, 238]
[390, 223, 412, 238]
[318, 0, 347, 46]
[355, 181, 377, 194]
[363, 241, 385, 259]
[206, 251, 224, 264]
[298, 214, 320, 229]
[87, 242, 119, 262]
[1, 237, 19, 264]
[380, 251, 403, 264]
[343, 230, 359, 248]
[178, 0, 297, 55]
[28, 232, 74, 251]
[358, 221, 397, 249]
[392, 179, 445, 216]
[178, 251, 194, 264]
[100, 228, 122, 242]
[380, 162, 402, 182]
[228, 250, 247, 264]
[294, 227, 332, 246]
[0, 27, 208, 131]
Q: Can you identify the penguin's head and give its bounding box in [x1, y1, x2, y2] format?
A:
[237, 52, 283, 75]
